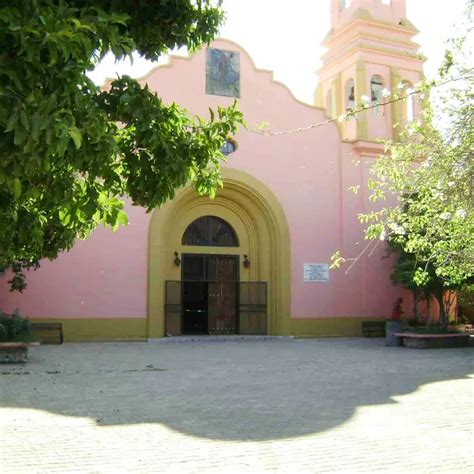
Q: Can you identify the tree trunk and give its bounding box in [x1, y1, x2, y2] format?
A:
[435, 291, 448, 329]
[412, 290, 419, 321]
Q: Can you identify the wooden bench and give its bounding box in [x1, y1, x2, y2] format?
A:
[31, 323, 64, 344]
[465, 325, 474, 335]
[361, 320, 386, 338]
[395, 332, 470, 349]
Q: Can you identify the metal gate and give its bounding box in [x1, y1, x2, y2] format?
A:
[165, 281, 182, 336]
[165, 281, 267, 336]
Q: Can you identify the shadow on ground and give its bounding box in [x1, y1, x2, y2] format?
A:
[1, 338, 473, 441]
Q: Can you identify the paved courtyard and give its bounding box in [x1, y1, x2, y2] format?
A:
[1, 338, 473, 473]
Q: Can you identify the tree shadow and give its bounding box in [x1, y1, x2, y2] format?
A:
[1, 339, 473, 441]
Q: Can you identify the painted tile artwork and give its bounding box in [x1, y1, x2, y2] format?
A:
[206, 48, 240, 98]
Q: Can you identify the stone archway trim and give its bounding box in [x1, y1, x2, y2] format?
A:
[147, 168, 291, 338]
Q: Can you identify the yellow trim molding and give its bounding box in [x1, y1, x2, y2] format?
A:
[29, 316, 387, 341]
[314, 83, 323, 108]
[322, 12, 418, 49]
[355, 60, 368, 140]
[290, 317, 386, 337]
[31, 318, 147, 342]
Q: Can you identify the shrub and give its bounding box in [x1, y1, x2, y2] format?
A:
[0, 310, 35, 342]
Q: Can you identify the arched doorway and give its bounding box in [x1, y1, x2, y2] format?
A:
[147, 168, 291, 338]
[181, 216, 241, 335]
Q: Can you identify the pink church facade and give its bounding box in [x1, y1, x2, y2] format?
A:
[0, 0, 425, 340]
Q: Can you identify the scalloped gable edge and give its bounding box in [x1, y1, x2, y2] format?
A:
[102, 38, 327, 113]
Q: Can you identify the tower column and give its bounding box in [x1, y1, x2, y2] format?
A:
[355, 60, 368, 140]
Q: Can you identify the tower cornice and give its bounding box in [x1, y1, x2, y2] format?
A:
[322, 8, 418, 48]
[319, 40, 424, 74]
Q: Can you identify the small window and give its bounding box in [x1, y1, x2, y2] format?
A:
[345, 78, 355, 111]
[382, 0, 391, 5]
[182, 216, 239, 247]
[370, 75, 384, 116]
[220, 140, 237, 156]
[326, 89, 333, 117]
[340, 0, 352, 8]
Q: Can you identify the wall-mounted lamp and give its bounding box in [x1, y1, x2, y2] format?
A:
[243, 255, 250, 269]
[174, 251, 181, 267]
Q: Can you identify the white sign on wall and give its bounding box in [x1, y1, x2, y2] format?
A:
[304, 263, 329, 282]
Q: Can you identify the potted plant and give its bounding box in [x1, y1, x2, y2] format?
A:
[0, 310, 38, 363]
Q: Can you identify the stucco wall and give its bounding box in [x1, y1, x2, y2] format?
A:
[0, 40, 407, 326]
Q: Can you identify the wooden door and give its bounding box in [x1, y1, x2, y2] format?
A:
[207, 256, 238, 334]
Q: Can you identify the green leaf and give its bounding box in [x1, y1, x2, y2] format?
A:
[68, 127, 82, 149]
[20, 110, 29, 131]
[59, 210, 71, 226]
[13, 179, 21, 199]
[14, 128, 28, 146]
[31, 116, 41, 141]
[117, 210, 128, 226]
[330, 251, 346, 269]
[5, 111, 18, 133]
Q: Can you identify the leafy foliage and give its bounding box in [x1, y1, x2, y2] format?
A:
[457, 284, 474, 323]
[0, 310, 35, 343]
[389, 243, 462, 326]
[0, 0, 244, 291]
[389, 246, 428, 317]
[368, 95, 473, 288]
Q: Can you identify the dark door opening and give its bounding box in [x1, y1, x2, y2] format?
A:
[182, 254, 239, 335]
[182, 281, 208, 334]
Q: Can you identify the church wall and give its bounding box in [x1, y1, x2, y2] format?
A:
[339, 149, 405, 318]
[0, 38, 415, 339]
[138, 40, 403, 323]
[0, 205, 151, 339]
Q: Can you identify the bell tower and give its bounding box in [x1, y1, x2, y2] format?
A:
[315, 0, 424, 145]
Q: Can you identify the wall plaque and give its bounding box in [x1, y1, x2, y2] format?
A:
[304, 263, 329, 282]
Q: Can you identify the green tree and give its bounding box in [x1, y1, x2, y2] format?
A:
[389, 243, 461, 327]
[0, 1, 244, 290]
[457, 284, 474, 323]
[389, 246, 427, 321]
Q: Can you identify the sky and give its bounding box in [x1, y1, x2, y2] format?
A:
[89, 0, 468, 104]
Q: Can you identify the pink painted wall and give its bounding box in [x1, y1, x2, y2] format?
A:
[0, 39, 408, 322]
[0, 204, 150, 318]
